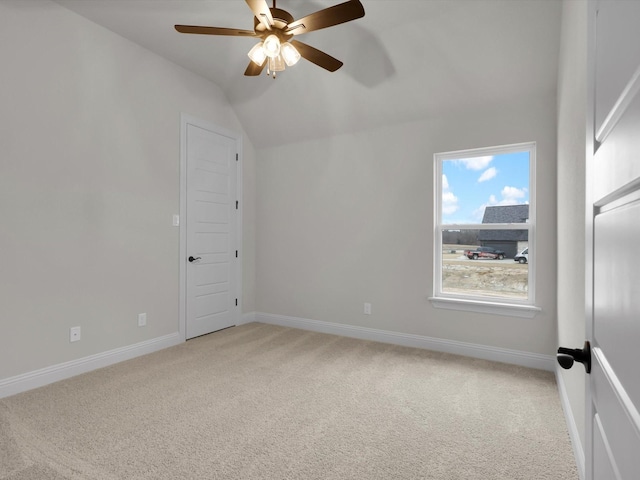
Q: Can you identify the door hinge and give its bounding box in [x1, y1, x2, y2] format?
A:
[236, 200, 238, 210]
[235, 250, 238, 258]
[235, 298, 238, 306]
[236, 153, 238, 161]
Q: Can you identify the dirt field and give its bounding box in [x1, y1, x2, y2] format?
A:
[442, 246, 528, 298]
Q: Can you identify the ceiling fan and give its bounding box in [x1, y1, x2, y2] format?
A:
[175, 0, 365, 78]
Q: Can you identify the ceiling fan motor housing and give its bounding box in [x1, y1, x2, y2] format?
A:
[254, 8, 295, 37]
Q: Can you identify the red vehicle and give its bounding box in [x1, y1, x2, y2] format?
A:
[464, 246, 506, 260]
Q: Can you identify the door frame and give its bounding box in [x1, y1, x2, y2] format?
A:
[178, 113, 243, 341]
[584, 3, 596, 478]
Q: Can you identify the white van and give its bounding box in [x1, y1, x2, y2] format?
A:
[514, 247, 528, 264]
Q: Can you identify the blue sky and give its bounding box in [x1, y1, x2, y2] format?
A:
[442, 151, 529, 224]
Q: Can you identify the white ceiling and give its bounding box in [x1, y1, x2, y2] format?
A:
[53, 0, 562, 149]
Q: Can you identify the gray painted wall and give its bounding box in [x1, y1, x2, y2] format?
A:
[0, 1, 256, 380]
[255, 94, 558, 355]
[557, 0, 588, 457]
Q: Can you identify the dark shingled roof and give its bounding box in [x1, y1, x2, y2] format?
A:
[482, 204, 529, 224]
[478, 205, 529, 241]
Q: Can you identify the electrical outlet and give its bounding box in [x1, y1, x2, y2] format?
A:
[138, 313, 147, 327]
[70, 326, 81, 342]
[364, 303, 372, 315]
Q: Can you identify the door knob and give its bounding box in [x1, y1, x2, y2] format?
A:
[557, 341, 591, 373]
[188, 256, 201, 263]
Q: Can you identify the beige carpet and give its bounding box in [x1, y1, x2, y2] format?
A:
[1, 323, 578, 479]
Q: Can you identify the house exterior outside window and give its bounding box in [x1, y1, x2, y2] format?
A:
[479, 205, 529, 259]
[430, 142, 540, 318]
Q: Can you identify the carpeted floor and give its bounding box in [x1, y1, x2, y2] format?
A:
[0, 323, 578, 479]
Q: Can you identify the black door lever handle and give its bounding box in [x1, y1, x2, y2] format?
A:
[557, 341, 591, 374]
[188, 256, 201, 263]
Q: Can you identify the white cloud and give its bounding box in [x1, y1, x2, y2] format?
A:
[442, 192, 459, 215]
[478, 167, 497, 183]
[500, 186, 527, 204]
[472, 187, 528, 221]
[455, 155, 494, 171]
[442, 174, 458, 215]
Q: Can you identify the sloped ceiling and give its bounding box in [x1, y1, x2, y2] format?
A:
[53, 0, 562, 149]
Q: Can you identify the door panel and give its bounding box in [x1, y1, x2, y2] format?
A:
[194, 263, 229, 284]
[590, 351, 640, 480]
[197, 202, 229, 224]
[195, 292, 228, 317]
[593, 91, 640, 202]
[194, 232, 229, 254]
[594, 1, 640, 136]
[593, 415, 620, 480]
[186, 123, 237, 339]
[594, 200, 640, 402]
[588, 2, 640, 479]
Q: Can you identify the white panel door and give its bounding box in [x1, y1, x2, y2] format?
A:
[585, 2, 640, 479]
[185, 122, 237, 339]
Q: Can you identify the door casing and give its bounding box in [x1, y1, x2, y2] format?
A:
[179, 114, 243, 341]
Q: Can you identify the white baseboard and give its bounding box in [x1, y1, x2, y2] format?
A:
[254, 312, 555, 371]
[556, 367, 586, 480]
[0, 332, 182, 399]
[1, 314, 557, 399]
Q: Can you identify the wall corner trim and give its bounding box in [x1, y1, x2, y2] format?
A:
[556, 367, 587, 480]
[253, 312, 555, 371]
[0, 332, 182, 399]
[239, 312, 257, 325]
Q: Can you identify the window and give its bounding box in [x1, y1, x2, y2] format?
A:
[430, 142, 539, 318]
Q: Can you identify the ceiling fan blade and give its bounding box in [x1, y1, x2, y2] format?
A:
[290, 40, 343, 72]
[245, 0, 274, 30]
[285, 0, 365, 36]
[175, 25, 257, 37]
[244, 59, 267, 76]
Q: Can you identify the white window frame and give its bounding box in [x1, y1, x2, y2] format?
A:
[429, 142, 541, 318]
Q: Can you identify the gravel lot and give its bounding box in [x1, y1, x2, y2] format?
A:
[442, 250, 528, 298]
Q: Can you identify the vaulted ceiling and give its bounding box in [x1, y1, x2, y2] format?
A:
[54, 0, 562, 148]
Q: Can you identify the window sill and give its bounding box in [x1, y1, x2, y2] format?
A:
[428, 296, 541, 318]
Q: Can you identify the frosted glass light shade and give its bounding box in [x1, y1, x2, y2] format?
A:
[281, 42, 301, 66]
[247, 42, 266, 66]
[263, 34, 281, 58]
[269, 54, 285, 72]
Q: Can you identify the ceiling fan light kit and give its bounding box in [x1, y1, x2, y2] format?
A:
[268, 53, 286, 75]
[175, 0, 365, 78]
[247, 41, 267, 65]
[281, 42, 301, 66]
[262, 34, 281, 58]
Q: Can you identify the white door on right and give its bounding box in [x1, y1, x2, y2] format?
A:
[587, 1, 640, 479]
